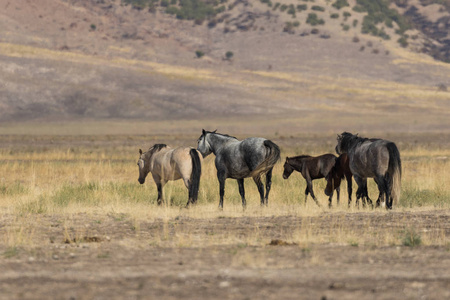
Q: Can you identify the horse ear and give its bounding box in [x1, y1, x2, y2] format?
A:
[202, 129, 206, 135]
[139, 149, 143, 155]
[213, 129, 217, 133]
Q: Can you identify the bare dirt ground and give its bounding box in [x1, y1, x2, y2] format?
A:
[0, 210, 449, 300]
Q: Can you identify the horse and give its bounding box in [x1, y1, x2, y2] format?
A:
[335, 132, 402, 209]
[137, 144, 202, 207]
[197, 130, 280, 209]
[326, 153, 353, 207]
[282, 154, 339, 207]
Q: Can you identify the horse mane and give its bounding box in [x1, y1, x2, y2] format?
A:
[207, 131, 238, 140]
[147, 144, 167, 157]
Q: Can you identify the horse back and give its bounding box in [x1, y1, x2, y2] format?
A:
[151, 147, 198, 180]
[301, 154, 336, 179]
[350, 140, 390, 177]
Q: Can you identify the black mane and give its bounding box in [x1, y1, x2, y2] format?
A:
[148, 144, 167, 155]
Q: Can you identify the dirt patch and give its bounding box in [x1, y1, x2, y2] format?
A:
[0, 210, 449, 299]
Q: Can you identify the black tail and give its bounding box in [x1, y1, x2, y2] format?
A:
[189, 149, 202, 203]
[250, 140, 281, 177]
[387, 142, 402, 206]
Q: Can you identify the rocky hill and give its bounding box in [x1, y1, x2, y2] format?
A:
[0, 0, 448, 132]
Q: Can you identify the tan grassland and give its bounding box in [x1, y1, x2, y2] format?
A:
[0, 132, 449, 299]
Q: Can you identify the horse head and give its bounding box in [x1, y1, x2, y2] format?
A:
[197, 129, 214, 158]
[137, 149, 149, 184]
[282, 157, 294, 179]
[336, 132, 355, 154]
[137, 144, 167, 184]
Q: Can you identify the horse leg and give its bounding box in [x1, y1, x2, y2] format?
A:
[156, 181, 165, 205]
[306, 178, 321, 207]
[304, 187, 309, 205]
[237, 179, 246, 209]
[264, 168, 273, 206]
[375, 174, 389, 209]
[253, 175, 265, 206]
[217, 170, 226, 210]
[337, 185, 341, 205]
[183, 177, 193, 207]
[353, 175, 365, 209]
[347, 174, 352, 207]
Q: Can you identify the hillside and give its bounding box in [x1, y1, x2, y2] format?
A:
[0, 0, 449, 133]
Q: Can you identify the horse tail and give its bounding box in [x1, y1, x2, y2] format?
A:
[189, 149, 202, 203]
[387, 142, 402, 206]
[250, 140, 281, 177]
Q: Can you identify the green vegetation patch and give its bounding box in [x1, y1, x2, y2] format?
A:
[332, 0, 349, 10]
[306, 13, 325, 26]
[353, 0, 410, 41]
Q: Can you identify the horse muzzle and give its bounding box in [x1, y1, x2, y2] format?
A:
[138, 178, 145, 184]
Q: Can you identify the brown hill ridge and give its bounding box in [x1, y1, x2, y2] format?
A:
[0, 0, 449, 131]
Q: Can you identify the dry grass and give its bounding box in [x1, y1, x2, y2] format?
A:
[0, 133, 448, 252]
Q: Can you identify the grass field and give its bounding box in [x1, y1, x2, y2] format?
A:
[0, 132, 449, 299]
[0, 132, 448, 247]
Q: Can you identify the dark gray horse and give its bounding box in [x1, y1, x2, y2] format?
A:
[335, 132, 402, 209]
[197, 130, 281, 209]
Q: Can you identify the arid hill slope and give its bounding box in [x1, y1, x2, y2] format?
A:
[0, 0, 449, 133]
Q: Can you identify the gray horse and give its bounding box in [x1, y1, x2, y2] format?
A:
[335, 132, 402, 209]
[197, 130, 280, 209]
[137, 144, 202, 206]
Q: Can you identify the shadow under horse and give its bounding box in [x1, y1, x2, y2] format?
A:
[283, 154, 342, 207]
[197, 130, 280, 209]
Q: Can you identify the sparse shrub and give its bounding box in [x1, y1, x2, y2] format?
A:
[283, 22, 296, 34]
[225, 51, 234, 60]
[359, 45, 365, 51]
[293, 21, 300, 27]
[343, 11, 351, 20]
[311, 28, 320, 34]
[208, 18, 217, 28]
[311, 5, 325, 12]
[273, 2, 280, 10]
[401, 228, 422, 247]
[287, 4, 296, 17]
[320, 33, 331, 39]
[332, 0, 349, 10]
[353, 19, 358, 27]
[341, 23, 350, 31]
[280, 4, 288, 12]
[372, 48, 379, 54]
[352, 36, 360, 42]
[160, 0, 169, 7]
[90, 24, 97, 31]
[437, 83, 447, 91]
[195, 50, 205, 58]
[306, 13, 325, 26]
[330, 13, 339, 19]
[398, 36, 408, 47]
[297, 4, 307, 11]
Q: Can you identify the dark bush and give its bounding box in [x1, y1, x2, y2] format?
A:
[311, 5, 325, 12]
[332, 0, 349, 10]
[306, 13, 325, 26]
[195, 50, 205, 58]
[330, 13, 339, 19]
